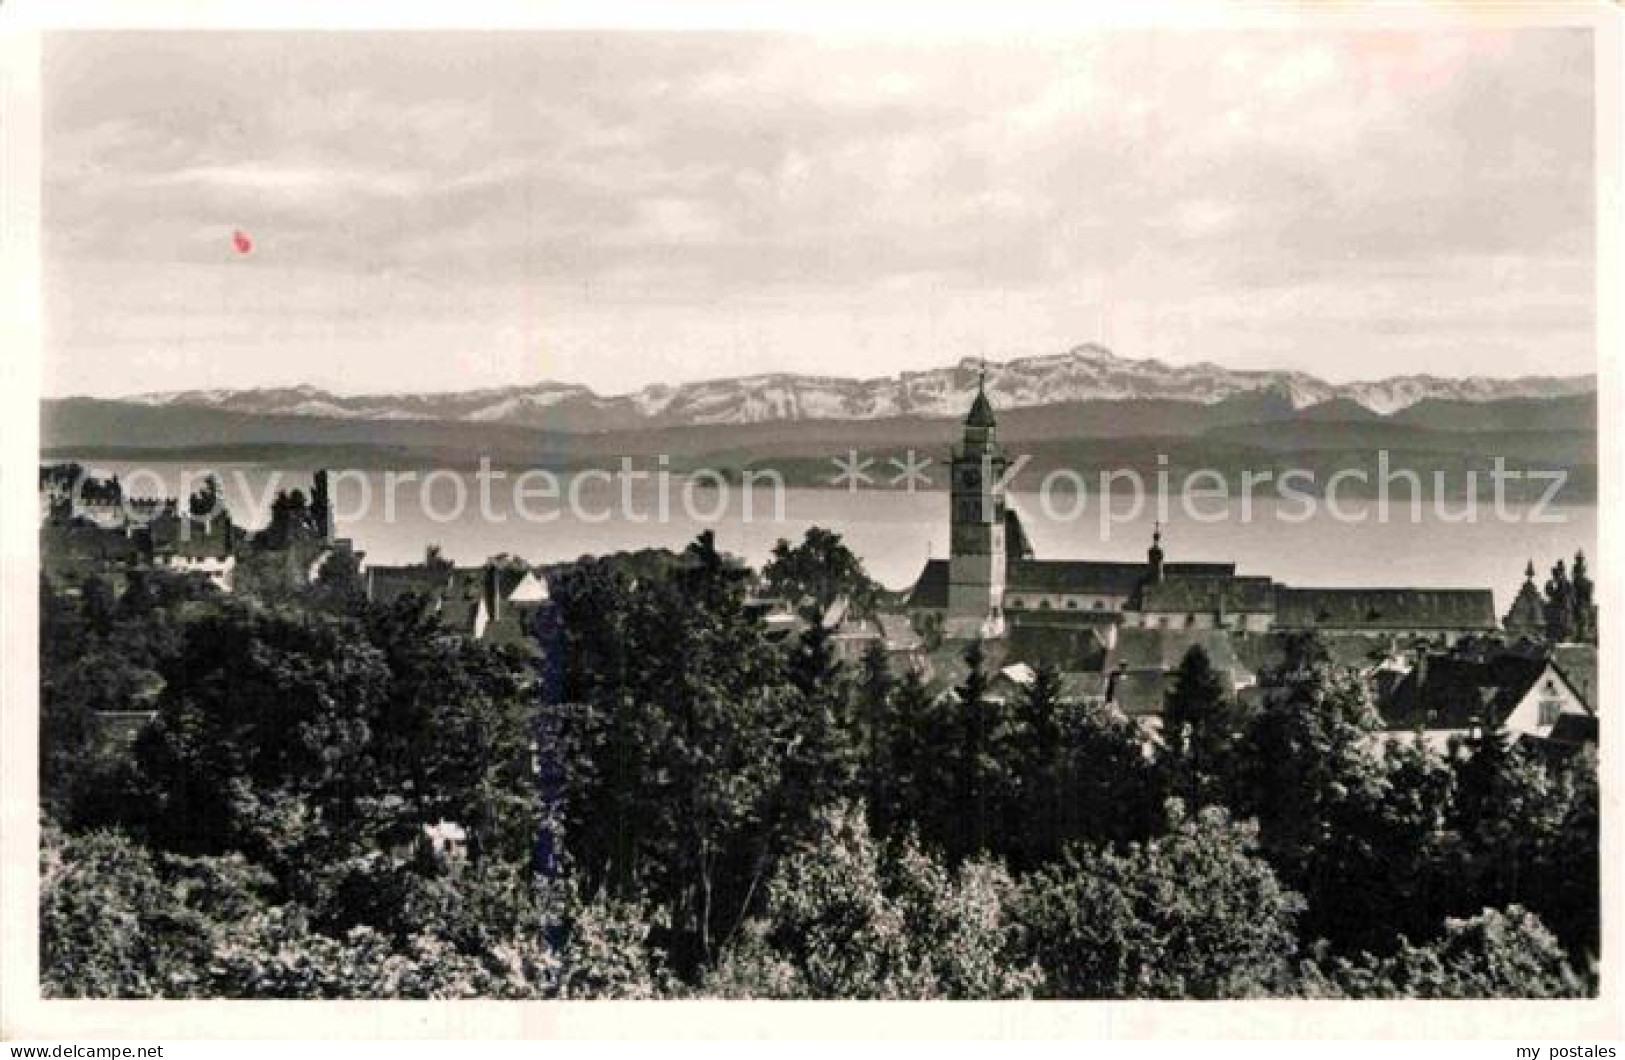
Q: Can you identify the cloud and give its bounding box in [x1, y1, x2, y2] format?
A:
[43, 29, 1594, 396]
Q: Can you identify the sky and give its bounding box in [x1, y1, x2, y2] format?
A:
[43, 29, 1595, 398]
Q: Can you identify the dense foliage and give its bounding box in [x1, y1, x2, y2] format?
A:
[39, 529, 1599, 999]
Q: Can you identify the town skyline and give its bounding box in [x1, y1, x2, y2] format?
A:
[45, 29, 1594, 399]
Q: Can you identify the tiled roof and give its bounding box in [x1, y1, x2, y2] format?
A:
[1008, 559, 1148, 595]
[1004, 508, 1035, 560]
[1275, 588, 1497, 631]
[1547, 712, 1598, 745]
[1016, 559, 1237, 595]
[1380, 654, 1564, 731]
[1133, 575, 1275, 614]
[909, 556, 1241, 608]
[1107, 627, 1245, 674]
[367, 565, 454, 604]
[1232, 631, 1396, 676]
[1007, 620, 1109, 672]
[1107, 670, 1171, 717]
[1551, 644, 1597, 711]
[906, 559, 950, 609]
[1063, 671, 1109, 699]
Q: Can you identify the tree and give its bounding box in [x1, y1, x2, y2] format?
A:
[706, 803, 1038, 999]
[134, 604, 390, 879]
[1569, 551, 1596, 644]
[1231, 645, 1392, 948]
[544, 534, 835, 973]
[309, 546, 367, 613]
[883, 665, 935, 842]
[1543, 559, 1575, 643]
[1015, 802, 1304, 998]
[188, 474, 225, 521]
[1010, 661, 1066, 867]
[1161, 644, 1237, 808]
[1300, 906, 1586, 999]
[761, 527, 881, 617]
[1450, 734, 1596, 962]
[856, 640, 895, 833]
[953, 639, 1004, 859]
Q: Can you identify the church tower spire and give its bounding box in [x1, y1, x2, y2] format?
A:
[1503, 558, 1545, 641]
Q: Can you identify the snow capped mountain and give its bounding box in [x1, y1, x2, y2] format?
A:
[118, 345, 1595, 430]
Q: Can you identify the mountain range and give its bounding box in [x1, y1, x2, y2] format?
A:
[114, 344, 1595, 431]
[43, 345, 1597, 501]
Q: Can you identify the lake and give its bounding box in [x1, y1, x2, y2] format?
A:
[60, 460, 1597, 616]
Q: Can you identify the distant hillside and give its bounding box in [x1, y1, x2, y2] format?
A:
[42, 388, 1596, 503]
[1389, 392, 1597, 433]
[101, 344, 1595, 430]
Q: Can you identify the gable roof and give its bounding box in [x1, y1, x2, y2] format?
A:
[906, 559, 950, 609]
[1007, 620, 1110, 672]
[1107, 627, 1245, 675]
[1132, 575, 1276, 614]
[1551, 644, 1597, 711]
[1547, 712, 1598, 746]
[1107, 670, 1171, 717]
[1381, 654, 1577, 731]
[1275, 587, 1497, 631]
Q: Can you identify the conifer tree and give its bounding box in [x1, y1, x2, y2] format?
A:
[1569, 551, 1595, 644]
[1162, 645, 1234, 808]
[1543, 559, 1575, 643]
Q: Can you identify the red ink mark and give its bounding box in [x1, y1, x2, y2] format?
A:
[232, 230, 253, 255]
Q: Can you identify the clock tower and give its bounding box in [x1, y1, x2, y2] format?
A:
[946, 372, 1007, 639]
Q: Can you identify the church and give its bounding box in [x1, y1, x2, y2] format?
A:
[904, 382, 1500, 646]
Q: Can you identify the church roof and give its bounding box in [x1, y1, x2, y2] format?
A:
[905, 559, 951, 609]
[1503, 576, 1544, 632]
[1009, 559, 1234, 596]
[905, 557, 1240, 609]
[1004, 508, 1035, 561]
[1275, 587, 1496, 631]
[1131, 574, 1276, 614]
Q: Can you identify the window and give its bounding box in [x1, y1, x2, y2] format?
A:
[1093, 599, 1104, 610]
[1039, 599, 1051, 610]
[1066, 599, 1078, 609]
[1539, 698, 1563, 727]
[1008, 597, 1024, 610]
[1186, 613, 1197, 627]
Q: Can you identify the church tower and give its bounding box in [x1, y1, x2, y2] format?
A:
[1503, 560, 1545, 641]
[946, 371, 1007, 639]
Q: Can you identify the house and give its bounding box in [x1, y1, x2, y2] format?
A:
[1378, 651, 1594, 748]
[1100, 627, 1258, 733]
[365, 546, 550, 648]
